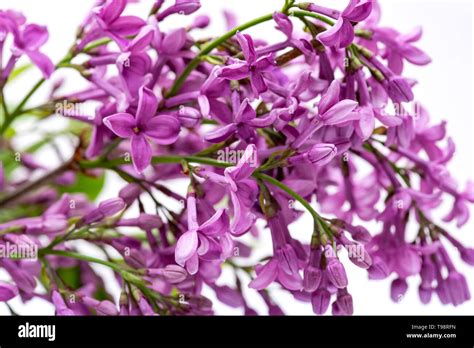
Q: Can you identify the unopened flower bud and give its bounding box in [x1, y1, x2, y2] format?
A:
[311, 289, 331, 315]
[326, 257, 348, 289]
[82, 296, 118, 316]
[390, 278, 408, 302]
[288, 143, 337, 166]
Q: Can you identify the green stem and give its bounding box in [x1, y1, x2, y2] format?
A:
[39, 249, 123, 274]
[254, 172, 322, 221]
[166, 12, 275, 97]
[289, 9, 335, 26]
[80, 155, 232, 170]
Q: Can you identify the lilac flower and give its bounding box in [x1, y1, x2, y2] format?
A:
[89, 0, 146, 50]
[175, 193, 229, 275]
[11, 24, 54, 78]
[104, 86, 181, 173]
[204, 92, 275, 143]
[156, 0, 201, 21]
[0, 0, 473, 317]
[218, 33, 275, 96]
[249, 215, 303, 291]
[292, 80, 359, 148]
[198, 144, 258, 236]
[374, 26, 431, 74]
[315, 0, 373, 49]
[272, 13, 314, 62]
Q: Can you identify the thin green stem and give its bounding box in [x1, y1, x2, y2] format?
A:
[39, 249, 123, 274]
[254, 172, 322, 221]
[80, 155, 232, 170]
[289, 9, 335, 26]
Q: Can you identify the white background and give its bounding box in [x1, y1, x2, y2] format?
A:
[1, 0, 473, 315]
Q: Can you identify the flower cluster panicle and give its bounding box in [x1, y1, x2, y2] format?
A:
[0, 0, 472, 316]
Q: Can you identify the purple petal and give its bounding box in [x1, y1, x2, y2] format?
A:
[19, 24, 49, 50]
[143, 115, 180, 145]
[136, 87, 158, 125]
[99, 0, 126, 24]
[343, 0, 373, 22]
[402, 45, 431, 66]
[204, 123, 238, 143]
[199, 209, 229, 237]
[104, 113, 136, 138]
[108, 16, 146, 36]
[225, 144, 257, 181]
[0, 281, 18, 301]
[175, 230, 198, 266]
[236, 32, 256, 63]
[161, 28, 187, 55]
[218, 63, 250, 80]
[128, 26, 154, 53]
[248, 259, 279, 290]
[319, 80, 341, 115]
[321, 99, 359, 125]
[26, 51, 54, 79]
[131, 134, 152, 173]
[234, 99, 256, 123]
[250, 72, 268, 95]
[273, 12, 293, 38]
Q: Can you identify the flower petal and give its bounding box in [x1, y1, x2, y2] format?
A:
[248, 259, 279, 290]
[236, 32, 256, 63]
[204, 123, 238, 143]
[175, 230, 198, 266]
[103, 113, 136, 138]
[143, 115, 180, 144]
[131, 134, 152, 173]
[136, 87, 158, 125]
[26, 51, 54, 79]
[199, 209, 229, 237]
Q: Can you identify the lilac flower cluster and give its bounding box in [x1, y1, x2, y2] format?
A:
[0, 0, 472, 316]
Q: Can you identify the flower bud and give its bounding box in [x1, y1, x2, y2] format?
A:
[326, 257, 348, 289]
[82, 296, 118, 316]
[350, 226, 372, 244]
[303, 266, 322, 292]
[190, 15, 210, 29]
[390, 278, 408, 302]
[288, 143, 337, 166]
[119, 183, 142, 206]
[137, 214, 163, 230]
[147, 265, 188, 283]
[83, 198, 125, 224]
[336, 288, 353, 315]
[311, 289, 331, 315]
[418, 284, 432, 304]
[446, 272, 470, 306]
[460, 248, 474, 266]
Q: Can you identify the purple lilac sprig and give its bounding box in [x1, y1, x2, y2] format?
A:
[0, 0, 472, 316]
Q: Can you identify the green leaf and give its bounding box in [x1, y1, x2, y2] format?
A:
[7, 63, 33, 83]
[58, 172, 105, 201]
[57, 266, 82, 289]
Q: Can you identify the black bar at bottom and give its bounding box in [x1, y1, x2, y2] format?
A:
[0, 316, 472, 346]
